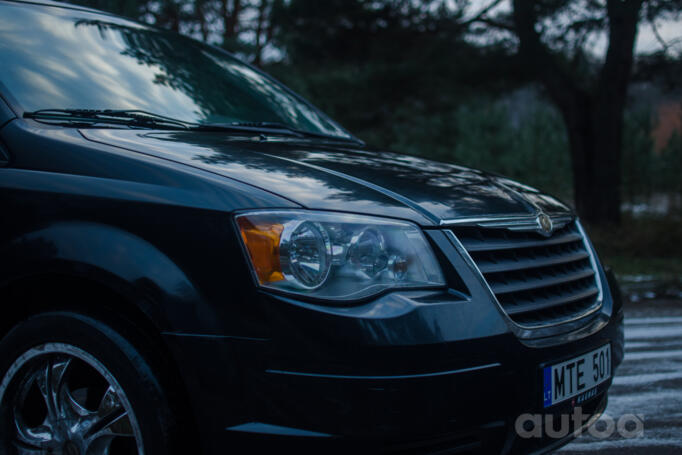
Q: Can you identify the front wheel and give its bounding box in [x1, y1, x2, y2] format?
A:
[0, 312, 179, 455]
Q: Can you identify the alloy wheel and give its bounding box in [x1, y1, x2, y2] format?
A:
[0, 343, 144, 455]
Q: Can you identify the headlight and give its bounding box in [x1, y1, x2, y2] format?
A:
[236, 211, 445, 301]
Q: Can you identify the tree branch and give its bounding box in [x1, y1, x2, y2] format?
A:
[459, 0, 505, 27]
[474, 17, 515, 32]
[649, 16, 671, 54]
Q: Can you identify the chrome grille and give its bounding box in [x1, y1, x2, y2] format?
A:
[450, 220, 601, 327]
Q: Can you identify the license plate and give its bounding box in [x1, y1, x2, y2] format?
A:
[543, 344, 611, 408]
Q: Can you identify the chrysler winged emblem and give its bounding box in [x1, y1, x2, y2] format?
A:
[537, 213, 553, 236]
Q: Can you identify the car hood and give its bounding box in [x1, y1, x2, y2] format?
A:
[81, 129, 572, 226]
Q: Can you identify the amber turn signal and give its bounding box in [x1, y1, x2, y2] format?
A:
[237, 217, 285, 284]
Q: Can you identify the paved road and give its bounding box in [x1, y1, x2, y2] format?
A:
[559, 301, 682, 454]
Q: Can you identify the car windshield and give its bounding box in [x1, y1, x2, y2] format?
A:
[0, 2, 352, 139]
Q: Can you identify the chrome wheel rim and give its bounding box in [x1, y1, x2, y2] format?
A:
[0, 343, 144, 455]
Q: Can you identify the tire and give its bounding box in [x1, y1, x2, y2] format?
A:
[0, 311, 179, 455]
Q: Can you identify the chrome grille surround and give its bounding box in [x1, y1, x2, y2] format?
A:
[444, 215, 603, 329]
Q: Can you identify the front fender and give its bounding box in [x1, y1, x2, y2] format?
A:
[0, 221, 201, 331]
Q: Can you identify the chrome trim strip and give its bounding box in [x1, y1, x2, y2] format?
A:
[265, 362, 501, 380]
[443, 216, 604, 333]
[439, 212, 575, 229]
[226, 422, 332, 437]
[440, 214, 536, 226]
[439, 213, 574, 233]
[162, 332, 270, 342]
[576, 219, 604, 307]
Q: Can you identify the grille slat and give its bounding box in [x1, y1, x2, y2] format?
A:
[490, 267, 595, 295]
[450, 220, 601, 327]
[475, 250, 590, 274]
[505, 285, 600, 316]
[462, 232, 583, 252]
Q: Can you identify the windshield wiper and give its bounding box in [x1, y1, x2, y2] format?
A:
[209, 121, 359, 142]
[24, 109, 194, 130]
[24, 109, 304, 137]
[23, 109, 360, 142]
[229, 121, 302, 131]
[194, 121, 310, 138]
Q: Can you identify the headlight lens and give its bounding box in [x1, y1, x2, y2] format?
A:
[282, 221, 332, 289]
[236, 211, 445, 301]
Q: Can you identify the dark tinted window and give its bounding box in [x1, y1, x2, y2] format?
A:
[0, 2, 351, 138]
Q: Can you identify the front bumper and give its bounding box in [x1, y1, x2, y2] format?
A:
[163, 231, 625, 454]
[164, 297, 623, 454]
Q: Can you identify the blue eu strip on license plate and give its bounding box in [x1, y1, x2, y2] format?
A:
[543, 344, 611, 408]
[543, 366, 552, 408]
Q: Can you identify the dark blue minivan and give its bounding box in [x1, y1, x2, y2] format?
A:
[0, 1, 624, 453]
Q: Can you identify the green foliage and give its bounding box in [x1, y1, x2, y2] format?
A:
[659, 130, 682, 196]
[586, 213, 682, 280]
[622, 109, 654, 198]
[622, 107, 682, 212]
